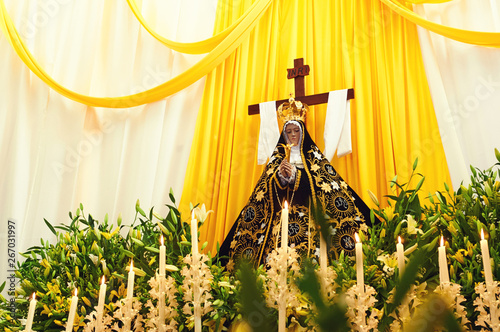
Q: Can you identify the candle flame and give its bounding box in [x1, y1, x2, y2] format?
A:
[101, 275, 106, 285]
[74, 288, 78, 297]
[398, 236, 402, 244]
[160, 234, 164, 246]
[355, 232, 360, 243]
[192, 211, 195, 220]
[481, 228, 485, 240]
[440, 236, 444, 247]
[130, 259, 134, 270]
[284, 201, 288, 210]
[31, 292, 36, 301]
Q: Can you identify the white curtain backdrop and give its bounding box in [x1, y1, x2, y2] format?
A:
[0, 0, 217, 291]
[415, 0, 500, 189]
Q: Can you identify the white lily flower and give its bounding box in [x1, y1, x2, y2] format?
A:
[193, 203, 214, 224]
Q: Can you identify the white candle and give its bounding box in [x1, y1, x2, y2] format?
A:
[480, 229, 494, 289]
[396, 236, 405, 278]
[355, 233, 364, 293]
[191, 212, 201, 332]
[191, 213, 199, 258]
[158, 236, 166, 332]
[127, 260, 135, 299]
[158, 276, 165, 332]
[480, 230, 499, 332]
[96, 276, 106, 331]
[278, 201, 289, 332]
[159, 235, 166, 276]
[438, 236, 449, 284]
[279, 304, 286, 332]
[65, 289, 78, 332]
[281, 201, 289, 249]
[25, 293, 36, 332]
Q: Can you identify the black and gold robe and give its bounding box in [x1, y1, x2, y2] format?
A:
[218, 121, 372, 267]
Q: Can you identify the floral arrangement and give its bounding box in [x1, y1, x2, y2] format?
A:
[1, 151, 500, 331]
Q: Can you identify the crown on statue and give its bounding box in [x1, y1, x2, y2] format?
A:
[277, 97, 308, 122]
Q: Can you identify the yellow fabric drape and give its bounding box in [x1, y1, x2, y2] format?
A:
[181, 0, 452, 254]
[405, 0, 452, 3]
[0, 0, 271, 108]
[381, 0, 500, 47]
[126, 0, 266, 54]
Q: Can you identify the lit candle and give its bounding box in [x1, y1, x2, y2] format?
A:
[191, 213, 199, 258]
[480, 229, 494, 289]
[281, 201, 289, 249]
[159, 235, 166, 276]
[25, 293, 36, 332]
[355, 233, 364, 293]
[396, 236, 405, 278]
[65, 289, 78, 332]
[127, 260, 135, 299]
[438, 236, 449, 284]
[96, 276, 106, 331]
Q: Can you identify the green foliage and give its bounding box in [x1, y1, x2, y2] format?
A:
[0, 191, 236, 331]
[3, 152, 500, 331]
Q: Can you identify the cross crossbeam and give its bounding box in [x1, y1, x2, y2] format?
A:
[248, 58, 354, 115]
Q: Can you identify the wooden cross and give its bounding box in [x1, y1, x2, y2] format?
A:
[248, 58, 354, 115]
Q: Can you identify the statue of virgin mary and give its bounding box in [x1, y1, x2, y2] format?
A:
[218, 97, 372, 268]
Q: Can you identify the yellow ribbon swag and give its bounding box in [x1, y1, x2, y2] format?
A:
[380, 0, 500, 47]
[0, 0, 272, 108]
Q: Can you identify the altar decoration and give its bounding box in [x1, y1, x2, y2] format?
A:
[180, 253, 213, 331]
[344, 284, 379, 331]
[474, 281, 500, 331]
[2, 153, 500, 331]
[144, 273, 179, 331]
[434, 282, 469, 326]
[386, 282, 427, 330]
[265, 246, 302, 331]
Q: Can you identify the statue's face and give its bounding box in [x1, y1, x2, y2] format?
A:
[285, 123, 300, 146]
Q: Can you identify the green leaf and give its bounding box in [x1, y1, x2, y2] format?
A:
[112, 272, 126, 280]
[495, 148, 500, 163]
[145, 246, 160, 254]
[120, 249, 135, 258]
[166, 220, 176, 233]
[470, 165, 477, 177]
[414, 176, 425, 192]
[170, 209, 178, 225]
[237, 261, 276, 332]
[44, 218, 57, 236]
[131, 238, 145, 247]
[408, 195, 422, 219]
[426, 192, 434, 204]
[390, 175, 398, 188]
[137, 206, 146, 218]
[157, 222, 169, 236]
[422, 236, 439, 252]
[412, 157, 418, 171]
[169, 187, 176, 204]
[485, 181, 493, 196]
[435, 191, 446, 205]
